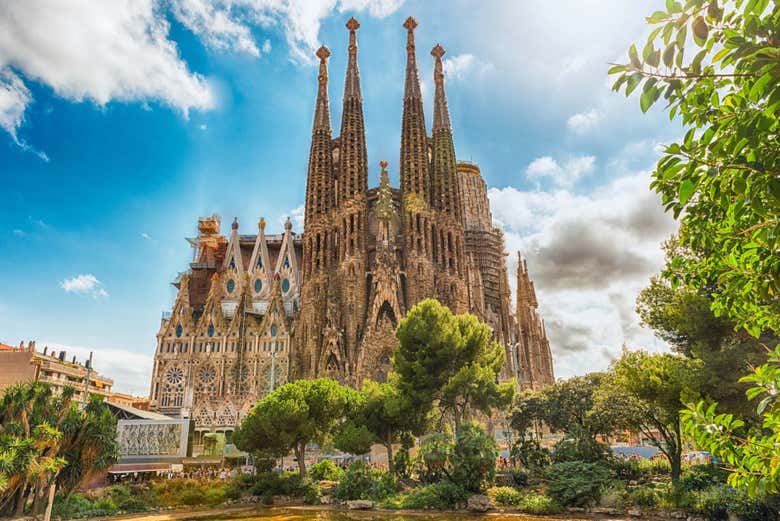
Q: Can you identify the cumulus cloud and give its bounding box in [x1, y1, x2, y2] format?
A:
[525, 155, 595, 188]
[442, 53, 493, 81]
[60, 274, 109, 299]
[0, 0, 215, 143]
[43, 342, 153, 396]
[280, 204, 305, 230]
[490, 172, 678, 376]
[567, 108, 604, 134]
[170, 0, 405, 64]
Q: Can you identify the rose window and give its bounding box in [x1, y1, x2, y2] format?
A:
[165, 367, 184, 385]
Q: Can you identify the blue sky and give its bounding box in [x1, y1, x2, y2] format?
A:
[1, 0, 683, 394]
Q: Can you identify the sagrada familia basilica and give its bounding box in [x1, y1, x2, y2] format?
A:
[148, 17, 554, 436]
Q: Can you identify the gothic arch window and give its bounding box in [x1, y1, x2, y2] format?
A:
[254, 279, 262, 294]
[227, 279, 235, 294]
[175, 325, 183, 338]
[229, 365, 250, 395]
[208, 325, 215, 337]
[377, 300, 397, 327]
[282, 278, 291, 293]
[257, 255, 263, 268]
[195, 365, 217, 396]
[326, 354, 339, 372]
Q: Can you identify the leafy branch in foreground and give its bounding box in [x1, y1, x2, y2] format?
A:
[610, 0, 780, 336]
[682, 344, 780, 496]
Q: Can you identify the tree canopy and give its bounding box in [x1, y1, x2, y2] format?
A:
[0, 382, 118, 517]
[234, 378, 351, 478]
[610, 0, 780, 336]
[394, 298, 515, 431]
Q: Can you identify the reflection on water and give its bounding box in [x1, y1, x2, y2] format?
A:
[192, 507, 585, 521]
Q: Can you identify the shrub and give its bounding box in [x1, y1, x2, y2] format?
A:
[397, 481, 468, 510]
[52, 493, 94, 519]
[691, 486, 778, 521]
[692, 486, 730, 520]
[609, 458, 643, 481]
[510, 438, 551, 470]
[544, 460, 611, 507]
[629, 487, 659, 508]
[420, 433, 453, 482]
[309, 459, 344, 482]
[489, 486, 523, 507]
[552, 434, 611, 463]
[201, 486, 226, 506]
[640, 457, 671, 476]
[677, 464, 728, 493]
[518, 492, 562, 515]
[250, 471, 304, 497]
[332, 461, 395, 502]
[599, 483, 630, 510]
[450, 422, 498, 493]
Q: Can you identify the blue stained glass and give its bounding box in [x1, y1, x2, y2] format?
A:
[227, 279, 235, 293]
[254, 279, 262, 293]
[284, 256, 290, 268]
[282, 278, 290, 293]
[229, 257, 235, 269]
[208, 325, 214, 337]
[257, 256, 263, 268]
[271, 324, 278, 337]
[176, 325, 183, 338]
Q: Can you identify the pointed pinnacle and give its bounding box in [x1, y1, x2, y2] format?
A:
[403, 16, 418, 31]
[380, 159, 388, 170]
[346, 17, 360, 31]
[316, 45, 331, 62]
[431, 44, 445, 59]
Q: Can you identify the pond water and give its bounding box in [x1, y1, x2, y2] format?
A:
[191, 507, 586, 521]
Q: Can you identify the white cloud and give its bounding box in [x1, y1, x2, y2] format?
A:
[525, 155, 595, 188]
[12, 229, 25, 237]
[0, 70, 30, 142]
[42, 342, 153, 396]
[442, 53, 493, 81]
[60, 274, 109, 299]
[489, 172, 678, 377]
[198, 123, 208, 130]
[0, 0, 215, 142]
[280, 204, 305, 230]
[567, 108, 604, 134]
[170, 0, 405, 64]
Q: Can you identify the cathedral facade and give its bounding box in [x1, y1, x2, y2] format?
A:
[148, 17, 554, 437]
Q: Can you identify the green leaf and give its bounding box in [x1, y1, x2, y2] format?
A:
[679, 179, 696, 205]
[629, 44, 641, 69]
[749, 72, 773, 103]
[625, 73, 644, 96]
[663, 44, 676, 67]
[768, 179, 780, 203]
[692, 17, 709, 46]
[608, 65, 626, 75]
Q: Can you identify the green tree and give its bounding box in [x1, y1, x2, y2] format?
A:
[394, 299, 515, 431]
[596, 349, 702, 480]
[637, 272, 776, 416]
[610, 0, 780, 336]
[451, 422, 499, 493]
[683, 344, 780, 496]
[234, 378, 351, 479]
[511, 374, 615, 462]
[334, 380, 412, 475]
[0, 383, 118, 517]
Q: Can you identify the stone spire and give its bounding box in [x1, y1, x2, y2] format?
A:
[375, 160, 394, 223]
[338, 17, 368, 203]
[312, 46, 331, 132]
[430, 44, 461, 221]
[304, 46, 335, 277]
[399, 16, 430, 203]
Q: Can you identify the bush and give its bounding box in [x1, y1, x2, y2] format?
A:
[396, 481, 468, 510]
[609, 458, 643, 481]
[600, 483, 630, 510]
[332, 461, 395, 502]
[310, 459, 344, 482]
[629, 487, 659, 508]
[489, 486, 523, 507]
[677, 464, 728, 493]
[691, 486, 778, 521]
[52, 493, 94, 519]
[420, 433, 453, 482]
[544, 460, 611, 507]
[510, 438, 551, 470]
[249, 471, 305, 497]
[518, 492, 562, 515]
[450, 422, 498, 493]
[552, 434, 611, 463]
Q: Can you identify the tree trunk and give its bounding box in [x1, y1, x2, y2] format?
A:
[32, 482, 44, 517]
[14, 480, 28, 517]
[294, 443, 307, 480]
[385, 440, 394, 476]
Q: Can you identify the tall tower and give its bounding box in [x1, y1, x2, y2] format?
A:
[399, 16, 435, 307]
[430, 44, 467, 313]
[516, 253, 555, 389]
[333, 17, 369, 383]
[298, 46, 334, 377]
